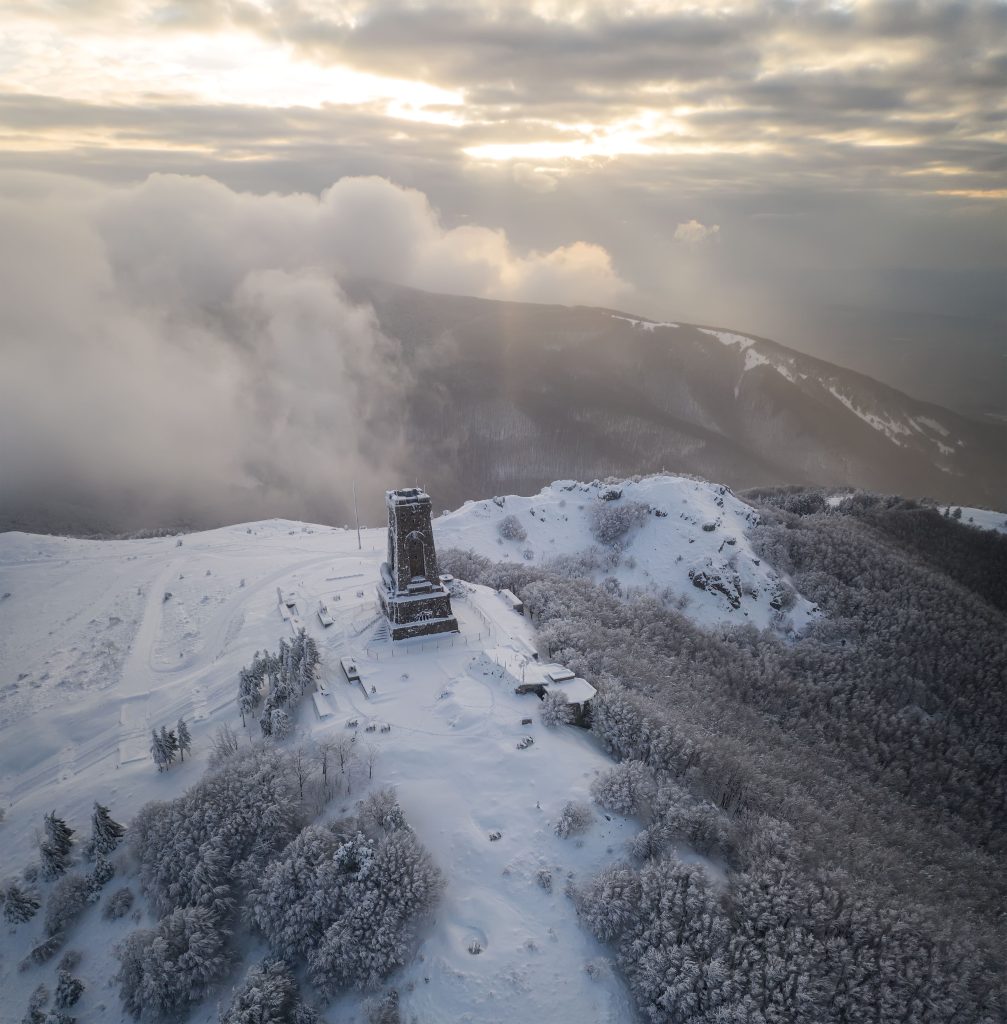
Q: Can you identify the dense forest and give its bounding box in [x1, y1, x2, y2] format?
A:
[441, 491, 1007, 1023]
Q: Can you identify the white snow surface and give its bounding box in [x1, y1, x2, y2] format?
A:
[0, 476, 801, 1022]
[938, 506, 1007, 534]
[438, 476, 817, 633]
[610, 314, 679, 330]
[0, 519, 637, 1022]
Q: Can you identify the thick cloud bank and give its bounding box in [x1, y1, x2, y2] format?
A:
[0, 173, 627, 531]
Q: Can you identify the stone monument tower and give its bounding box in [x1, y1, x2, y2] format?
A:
[377, 488, 458, 641]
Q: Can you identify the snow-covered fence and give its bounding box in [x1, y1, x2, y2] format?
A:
[364, 631, 486, 659]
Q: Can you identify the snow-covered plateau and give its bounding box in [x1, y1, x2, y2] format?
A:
[0, 475, 811, 1023]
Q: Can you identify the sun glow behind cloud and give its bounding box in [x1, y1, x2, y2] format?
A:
[0, 22, 464, 119]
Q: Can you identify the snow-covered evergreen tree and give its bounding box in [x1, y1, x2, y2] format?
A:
[219, 958, 319, 1024]
[88, 852, 114, 895]
[39, 812, 74, 879]
[3, 881, 41, 924]
[150, 729, 168, 772]
[89, 802, 125, 857]
[160, 726, 178, 767]
[177, 718, 192, 762]
[270, 708, 292, 740]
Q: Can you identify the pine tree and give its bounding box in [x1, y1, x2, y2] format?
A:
[270, 708, 292, 740]
[150, 728, 168, 772]
[89, 802, 125, 856]
[160, 726, 179, 767]
[3, 881, 41, 924]
[176, 718, 192, 762]
[40, 812, 74, 879]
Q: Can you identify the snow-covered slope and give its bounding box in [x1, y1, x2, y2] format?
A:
[1, 517, 643, 1022]
[0, 476, 804, 1022]
[938, 505, 1007, 534]
[438, 476, 817, 632]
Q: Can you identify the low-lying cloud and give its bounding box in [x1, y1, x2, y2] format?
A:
[0, 172, 628, 531]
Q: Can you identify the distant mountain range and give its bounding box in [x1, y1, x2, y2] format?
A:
[3, 282, 1003, 537]
[348, 280, 1006, 513]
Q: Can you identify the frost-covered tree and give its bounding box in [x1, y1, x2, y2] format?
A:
[589, 499, 649, 546]
[209, 722, 241, 768]
[130, 747, 301, 919]
[54, 970, 84, 1009]
[88, 853, 114, 895]
[39, 813, 74, 880]
[590, 760, 656, 817]
[3, 881, 40, 924]
[177, 718, 192, 762]
[44, 873, 95, 937]
[219, 958, 319, 1024]
[247, 794, 443, 996]
[88, 802, 125, 857]
[554, 801, 593, 839]
[149, 729, 168, 772]
[117, 905, 231, 1021]
[160, 726, 178, 767]
[270, 708, 293, 740]
[498, 514, 528, 542]
[103, 886, 134, 920]
[540, 688, 573, 728]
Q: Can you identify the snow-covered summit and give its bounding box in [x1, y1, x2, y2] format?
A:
[438, 475, 817, 633]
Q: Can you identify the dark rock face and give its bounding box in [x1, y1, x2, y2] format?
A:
[689, 567, 743, 609]
[377, 488, 459, 641]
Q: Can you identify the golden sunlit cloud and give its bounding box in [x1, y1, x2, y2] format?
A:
[0, 23, 464, 121]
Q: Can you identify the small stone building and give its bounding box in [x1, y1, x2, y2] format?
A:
[377, 488, 459, 641]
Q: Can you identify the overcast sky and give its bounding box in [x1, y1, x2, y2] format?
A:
[0, 1, 1004, 529]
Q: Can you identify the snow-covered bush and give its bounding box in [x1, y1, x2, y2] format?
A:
[103, 886, 134, 920]
[54, 969, 84, 1008]
[554, 801, 593, 839]
[437, 548, 494, 583]
[589, 500, 649, 547]
[24, 983, 49, 1021]
[3, 881, 40, 924]
[219, 958, 319, 1024]
[540, 688, 573, 728]
[590, 760, 656, 817]
[44, 873, 95, 937]
[497, 514, 527, 542]
[57, 950, 81, 972]
[366, 989, 401, 1024]
[116, 905, 231, 1020]
[20, 933, 63, 969]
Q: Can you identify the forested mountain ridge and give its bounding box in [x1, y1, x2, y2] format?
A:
[350, 280, 1007, 513]
[440, 486, 1007, 1023]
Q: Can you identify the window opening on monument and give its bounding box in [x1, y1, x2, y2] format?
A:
[406, 531, 427, 580]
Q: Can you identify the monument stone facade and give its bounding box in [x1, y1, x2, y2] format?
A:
[378, 488, 459, 641]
